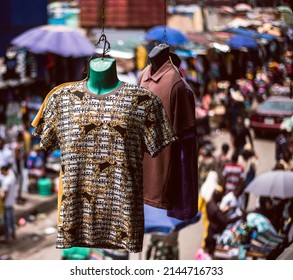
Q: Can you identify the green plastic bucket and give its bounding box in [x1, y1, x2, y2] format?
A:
[37, 178, 52, 196]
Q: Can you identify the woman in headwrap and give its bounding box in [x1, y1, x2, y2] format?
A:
[198, 171, 223, 248]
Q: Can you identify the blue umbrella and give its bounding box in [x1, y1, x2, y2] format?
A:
[11, 25, 95, 57]
[175, 49, 198, 58]
[228, 35, 258, 49]
[225, 27, 276, 41]
[144, 204, 201, 234]
[144, 26, 189, 46]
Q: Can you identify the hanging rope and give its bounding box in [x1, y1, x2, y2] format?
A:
[83, 0, 110, 75]
[95, 0, 110, 58]
[162, 0, 168, 45]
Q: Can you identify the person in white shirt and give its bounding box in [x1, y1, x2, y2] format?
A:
[0, 137, 14, 168]
[0, 137, 14, 185]
[218, 188, 245, 245]
[219, 188, 245, 220]
[1, 165, 17, 241]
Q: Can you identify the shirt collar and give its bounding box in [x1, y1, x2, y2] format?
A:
[142, 60, 173, 83]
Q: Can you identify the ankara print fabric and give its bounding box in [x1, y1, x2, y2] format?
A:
[32, 81, 176, 252]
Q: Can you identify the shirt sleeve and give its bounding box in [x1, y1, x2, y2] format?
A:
[170, 79, 196, 134]
[142, 95, 177, 157]
[31, 90, 59, 152]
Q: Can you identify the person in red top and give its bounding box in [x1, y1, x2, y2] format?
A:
[222, 152, 245, 195]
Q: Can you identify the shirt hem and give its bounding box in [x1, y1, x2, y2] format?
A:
[144, 199, 171, 210]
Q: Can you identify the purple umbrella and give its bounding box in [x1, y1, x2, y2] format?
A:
[11, 25, 95, 57]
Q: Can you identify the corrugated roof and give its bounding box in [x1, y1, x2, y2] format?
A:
[173, 0, 235, 6]
[79, 0, 166, 28]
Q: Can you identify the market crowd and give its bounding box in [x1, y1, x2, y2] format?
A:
[189, 47, 293, 260]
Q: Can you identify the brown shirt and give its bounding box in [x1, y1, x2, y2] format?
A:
[138, 61, 198, 216]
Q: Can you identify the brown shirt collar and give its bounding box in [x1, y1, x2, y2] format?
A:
[142, 60, 174, 83]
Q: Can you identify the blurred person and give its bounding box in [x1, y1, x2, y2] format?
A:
[284, 199, 293, 243]
[225, 84, 245, 131]
[22, 122, 32, 167]
[238, 144, 257, 186]
[198, 171, 223, 248]
[26, 144, 45, 173]
[146, 233, 179, 260]
[271, 197, 287, 232]
[194, 235, 216, 260]
[202, 92, 212, 111]
[268, 159, 290, 232]
[215, 142, 230, 183]
[255, 195, 286, 233]
[0, 137, 14, 170]
[219, 186, 246, 220]
[238, 143, 258, 208]
[278, 150, 293, 171]
[184, 57, 200, 98]
[222, 152, 245, 195]
[230, 116, 254, 157]
[12, 132, 26, 204]
[197, 131, 213, 151]
[206, 188, 243, 247]
[0, 137, 14, 186]
[0, 164, 17, 241]
[26, 144, 45, 193]
[276, 117, 293, 170]
[0, 187, 4, 234]
[275, 126, 292, 163]
[198, 144, 217, 188]
[218, 186, 247, 246]
[254, 196, 278, 234]
[195, 98, 210, 135]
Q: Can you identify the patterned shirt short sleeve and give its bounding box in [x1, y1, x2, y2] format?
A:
[32, 91, 59, 152]
[142, 95, 177, 157]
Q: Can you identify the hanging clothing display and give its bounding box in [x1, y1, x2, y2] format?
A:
[138, 58, 198, 220]
[32, 80, 176, 253]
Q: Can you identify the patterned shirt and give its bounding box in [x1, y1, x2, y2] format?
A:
[32, 80, 176, 252]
